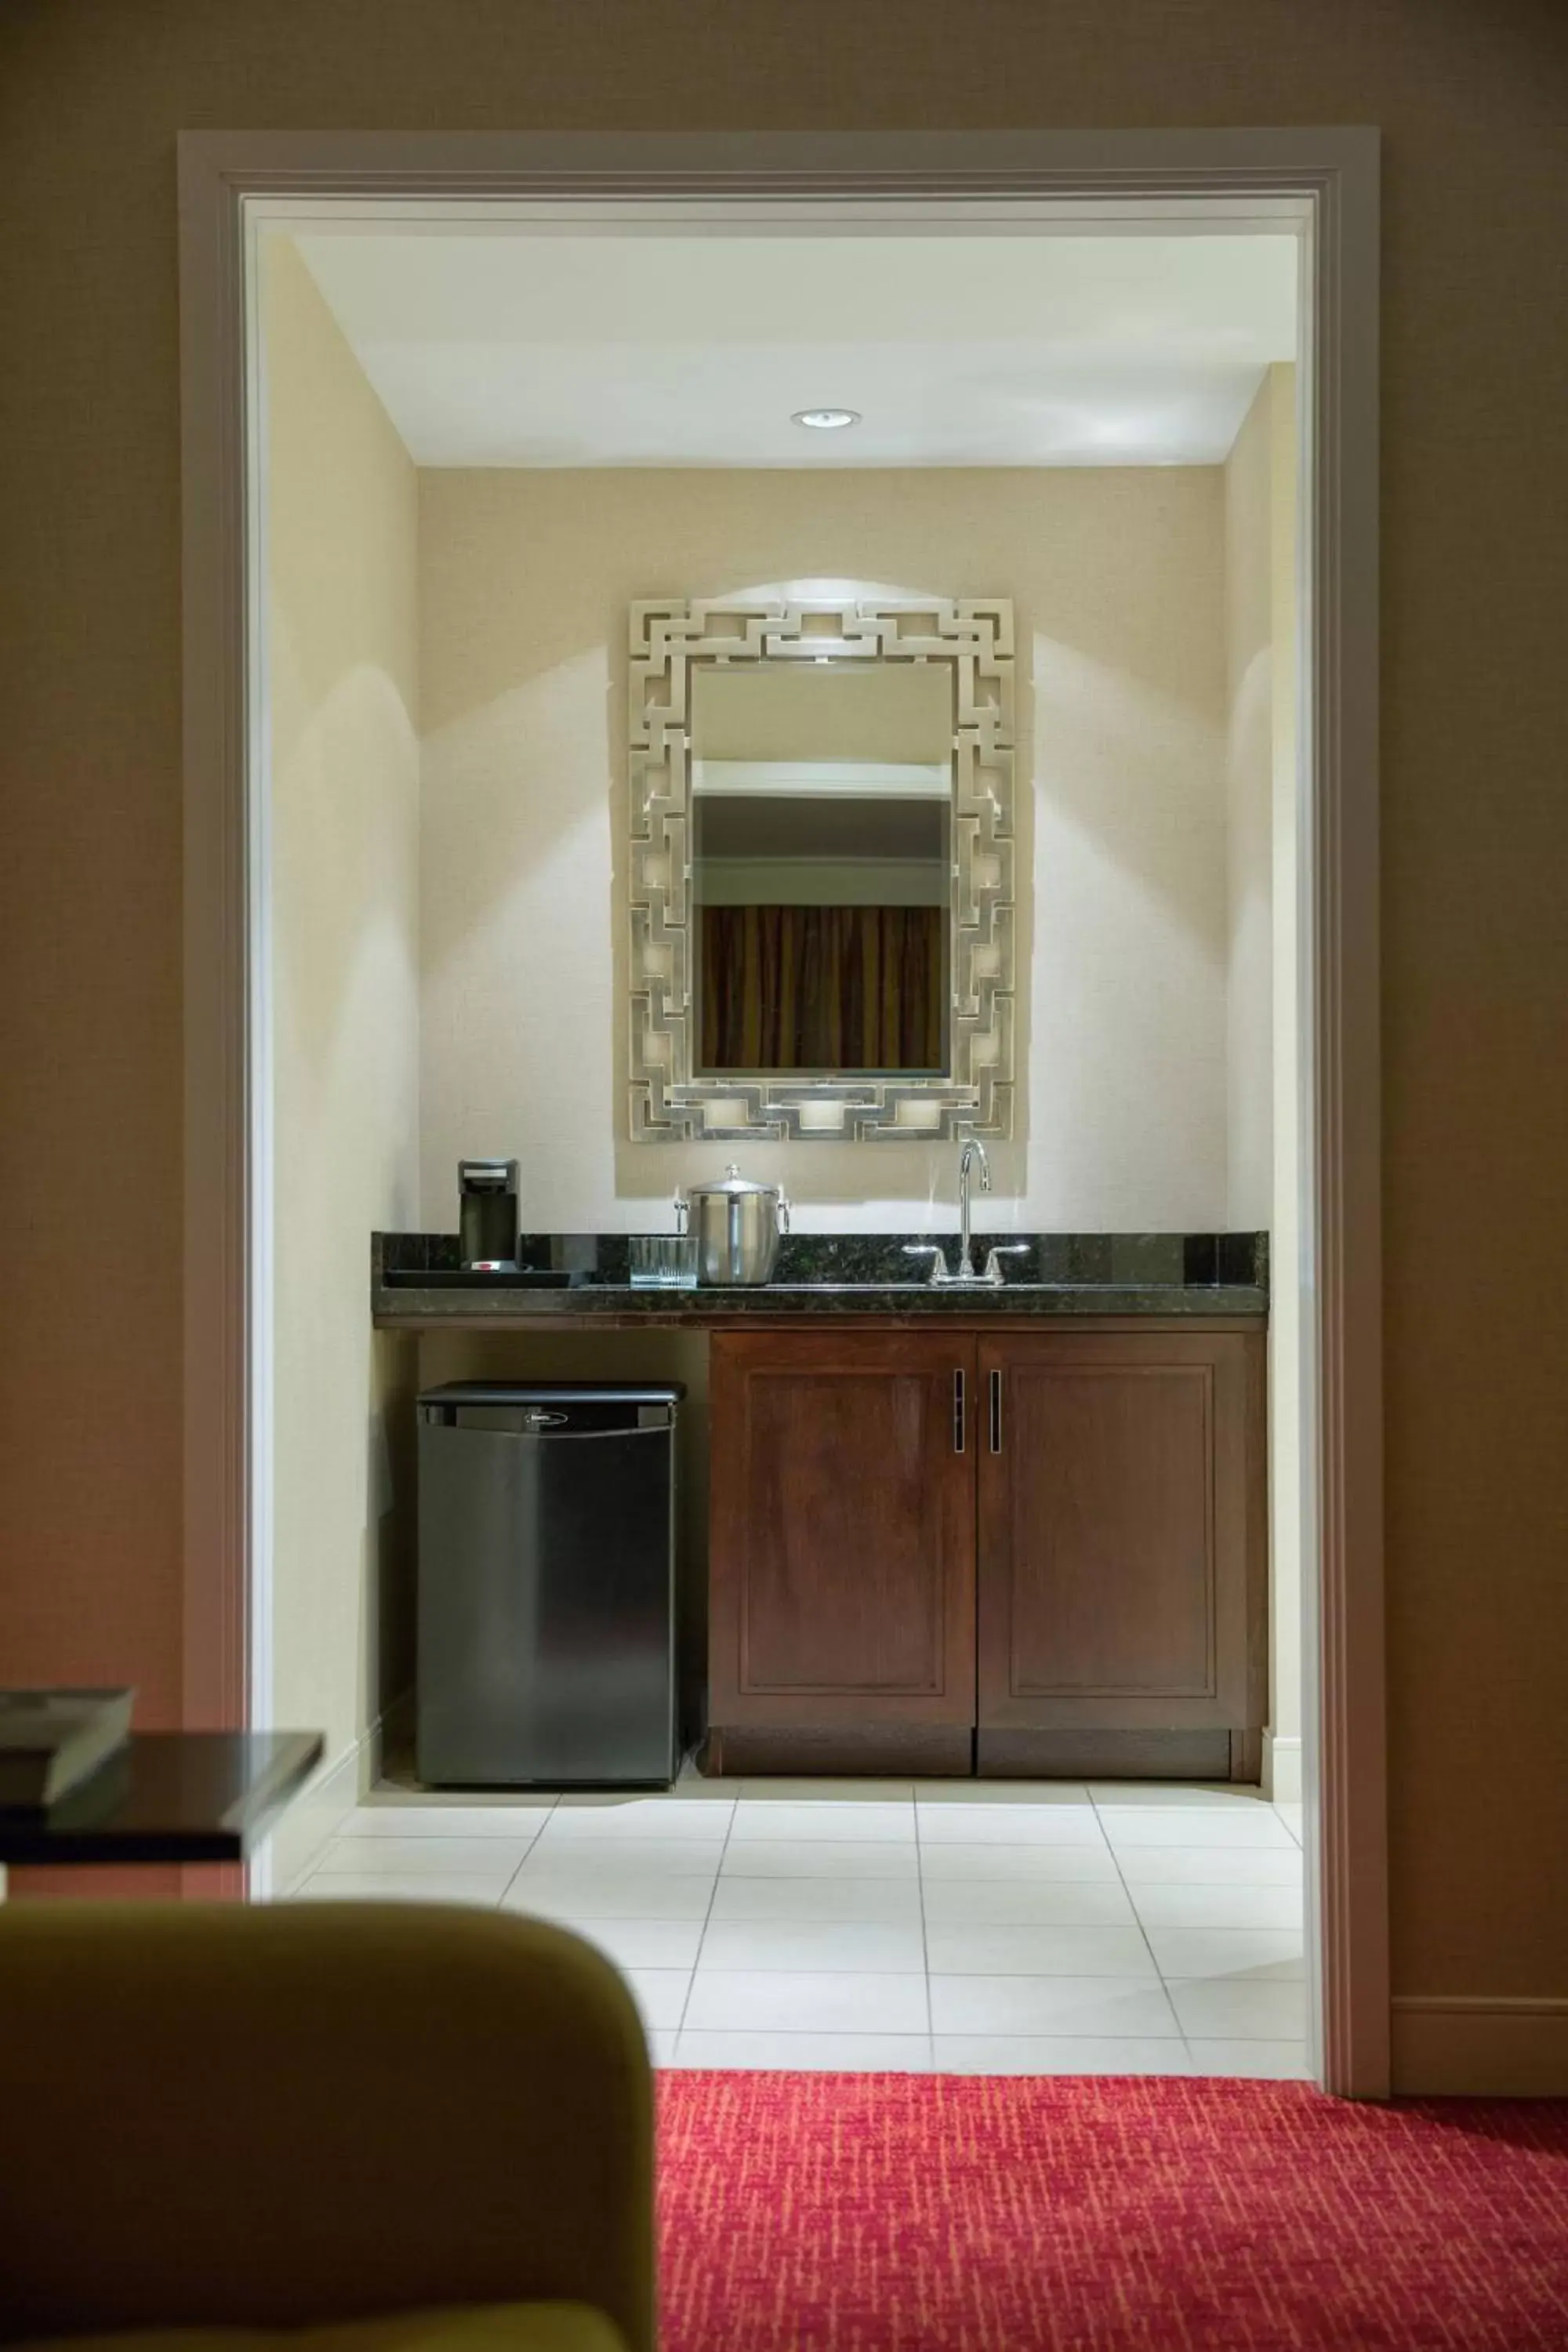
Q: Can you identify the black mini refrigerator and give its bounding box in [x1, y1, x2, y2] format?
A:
[416, 1381, 684, 1788]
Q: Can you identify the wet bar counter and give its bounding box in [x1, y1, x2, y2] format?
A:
[372, 1231, 1268, 1327]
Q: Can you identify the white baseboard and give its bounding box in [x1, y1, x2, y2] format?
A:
[254, 1730, 365, 1900]
[246, 1690, 415, 1902]
[1262, 1731, 1301, 1804]
[1392, 1996, 1568, 2095]
[369, 1687, 415, 1788]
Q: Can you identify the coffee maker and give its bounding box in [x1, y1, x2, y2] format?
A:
[459, 1159, 520, 1270]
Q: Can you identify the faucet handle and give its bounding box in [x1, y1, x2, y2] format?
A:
[982, 1243, 1029, 1287]
[903, 1243, 951, 1287]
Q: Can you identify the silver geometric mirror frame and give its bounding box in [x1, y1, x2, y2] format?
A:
[628, 597, 1015, 1141]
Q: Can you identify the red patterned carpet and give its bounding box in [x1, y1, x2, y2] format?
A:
[656, 2074, 1568, 2350]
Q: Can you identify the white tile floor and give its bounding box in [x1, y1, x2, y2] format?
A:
[282, 1777, 1308, 2078]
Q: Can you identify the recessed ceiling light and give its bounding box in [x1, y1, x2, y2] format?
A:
[792, 407, 861, 431]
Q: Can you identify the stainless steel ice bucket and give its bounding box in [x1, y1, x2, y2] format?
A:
[677, 1165, 790, 1287]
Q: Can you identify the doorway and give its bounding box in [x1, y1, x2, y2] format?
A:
[179, 130, 1383, 2093]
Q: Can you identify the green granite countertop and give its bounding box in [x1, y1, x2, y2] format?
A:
[374, 1279, 1265, 1323]
[372, 1232, 1268, 1325]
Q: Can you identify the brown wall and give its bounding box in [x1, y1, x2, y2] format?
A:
[1, 2, 1564, 1998]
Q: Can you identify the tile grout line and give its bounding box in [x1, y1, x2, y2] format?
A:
[493, 1795, 560, 1908]
[673, 1790, 739, 2049]
[913, 1795, 935, 2071]
[1089, 1788, 1191, 2073]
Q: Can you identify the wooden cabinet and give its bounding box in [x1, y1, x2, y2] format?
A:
[706, 1322, 1265, 1780]
[707, 1331, 977, 1776]
[975, 1331, 1265, 1780]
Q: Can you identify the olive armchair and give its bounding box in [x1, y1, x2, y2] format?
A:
[0, 1901, 655, 2352]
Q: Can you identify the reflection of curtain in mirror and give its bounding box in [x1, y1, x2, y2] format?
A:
[701, 905, 943, 1072]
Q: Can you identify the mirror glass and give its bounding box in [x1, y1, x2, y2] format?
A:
[691, 662, 953, 1076]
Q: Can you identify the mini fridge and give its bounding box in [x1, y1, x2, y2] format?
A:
[416, 1381, 683, 1788]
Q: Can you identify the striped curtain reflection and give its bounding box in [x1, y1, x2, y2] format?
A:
[700, 904, 944, 1072]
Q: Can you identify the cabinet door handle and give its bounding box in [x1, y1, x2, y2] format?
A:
[989, 1367, 1003, 1454]
[953, 1367, 966, 1454]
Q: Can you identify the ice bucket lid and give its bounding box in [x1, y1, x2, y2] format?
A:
[683, 1162, 779, 1201]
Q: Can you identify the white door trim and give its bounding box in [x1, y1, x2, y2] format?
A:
[177, 126, 1385, 2093]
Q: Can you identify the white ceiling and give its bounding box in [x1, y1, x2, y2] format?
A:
[291, 231, 1298, 470]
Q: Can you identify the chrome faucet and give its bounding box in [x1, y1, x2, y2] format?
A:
[903, 1136, 1029, 1287]
[957, 1136, 991, 1279]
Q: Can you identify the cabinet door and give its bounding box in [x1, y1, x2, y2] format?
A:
[977, 1331, 1264, 1735]
[710, 1331, 977, 1727]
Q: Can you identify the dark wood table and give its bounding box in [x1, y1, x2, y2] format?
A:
[0, 1731, 324, 1867]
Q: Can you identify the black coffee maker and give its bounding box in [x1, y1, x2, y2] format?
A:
[459, 1159, 520, 1270]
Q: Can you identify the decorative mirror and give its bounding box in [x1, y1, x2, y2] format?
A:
[628, 597, 1014, 1141]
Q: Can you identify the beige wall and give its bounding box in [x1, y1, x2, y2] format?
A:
[1225, 364, 1301, 1773]
[1224, 381, 1277, 1232]
[2, 1, 1565, 2066]
[419, 467, 1229, 1231]
[1267, 365, 1302, 1780]
[263, 239, 421, 1786]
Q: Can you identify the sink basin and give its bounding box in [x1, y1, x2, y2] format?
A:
[383, 1268, 577, 1290]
